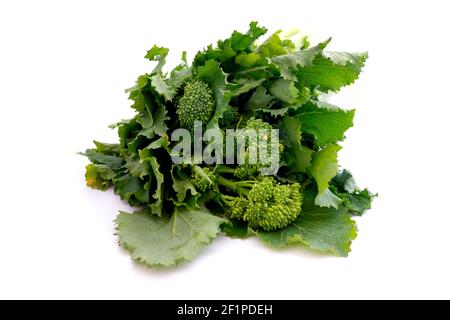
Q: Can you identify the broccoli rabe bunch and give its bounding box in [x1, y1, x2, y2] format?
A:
[83, 22, 376, 267]
[234, 119, 284, 180]
[217, 175, 303, 231]
[176, 80, 215, 131]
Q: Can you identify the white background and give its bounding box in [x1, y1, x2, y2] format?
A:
[1, 0, 449, 300]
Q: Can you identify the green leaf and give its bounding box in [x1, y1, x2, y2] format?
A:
[257, 192, 357, 257]
[114, 173, 149, 205]
[309, 144, 342, 207]
[194, 22, 267, 68]
[145, 45, 169, 73]
[231, 21, 268, 51]
[152, 103, 170, 136]
[85, 164, 115, 190]
[117, 117, 142, 149]
[197, 60, 231, 129]
[245, 86, 274, 111]
[125, 155, 150, 179]
[137, 103, 169, 138]
[260, 106, 291, 118]
[258, 32, 289, 58]
[332, 170, 376, 215]
[93, 141, 121, 155]
[235, 52, 263, 67]
[231, 78, 266, 96]
[269, 79, 299, 104]
[150, 74, 176, 101]
[168, 67, 192, 89]
[81, 149, 124, 170]
[297, 101, 355, 146]
[115, 207, 226, 268]
[126, 86, 151, 114]
[279, 116, 313, 172]
[148, 157, 164, 216]
[296, 51, 368, 92]
[272, 40, 330, 81]
[343, 189, 374, 216]
[332, 169, 358, 193]
[221, 219, 254, 239]
[171, 165, 199, 204]
[314, 188, 342, 209]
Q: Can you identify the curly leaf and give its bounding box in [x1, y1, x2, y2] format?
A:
[279, 116, 313, 172]
[150, 74, 176, 101]
[309, 144, 342, 208]
[85, 164, 115, 190]
[269, 79, 299, 104]
[145, 45, 169, 74]
[272, 40, 330, 81]
[296, 101, 355, 147]
[81, 149, 124, 170]
[149, 157, 164, 217]
[332, 170, 376, 215]
[197, 60, 231, 129]
[116, 207, 226, 268]
[171, 165, 199, 205]
[296, 51, 368, 92]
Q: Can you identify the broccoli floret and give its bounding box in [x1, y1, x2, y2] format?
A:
[221, 196, 249, 220]
[219, 107, 240, 128]
[217, 175, 303, 231]
[245, 178, 302, 231]
[234, 164, 259, 181]
[234, 119, 283, 180]
[191, 166, 215, 192]
[177, 80, 215, 130]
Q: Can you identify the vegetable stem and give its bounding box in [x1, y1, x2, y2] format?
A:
[216, 175, 251, 196]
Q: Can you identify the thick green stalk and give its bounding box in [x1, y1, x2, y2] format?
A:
[216, 175, 251, 196]
[215, 166, 236, 175]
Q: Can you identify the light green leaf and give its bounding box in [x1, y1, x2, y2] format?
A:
[81, 149, 124, 170]
[245, 86, 274, 111]
[115, 207, 226, 267]
[332, 169, 357, 193]
[314, 188, 342, 209]
[138, 103, 169, 138]
[235, 52, 262, 67]
[114, 173, 149, 205]
[309, 144, 341, 207]
[125, 155, 149, 179]
[168, 67, 192, 88]
[296, 51, 368, 92]
[145, 45, 169, 74]
[197, 60, 231, 129]
[171, 165, 199, 204]
[148, 157, 164, 217]
[269, 79, 299, 104]
[272, 40, 330, 80]
[231, 78, 265, 96]
[150, 74, 176, 101]
[85, 164, 115, 190]
[297, 101, 354, 146]
[258, 32, 288, 58]
[332, 169, 376, 215]
[93, 141, 121, 154]
[279, 116, 313, 172]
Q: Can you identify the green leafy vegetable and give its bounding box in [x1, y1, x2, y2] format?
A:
[82, 22, 375, 268]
